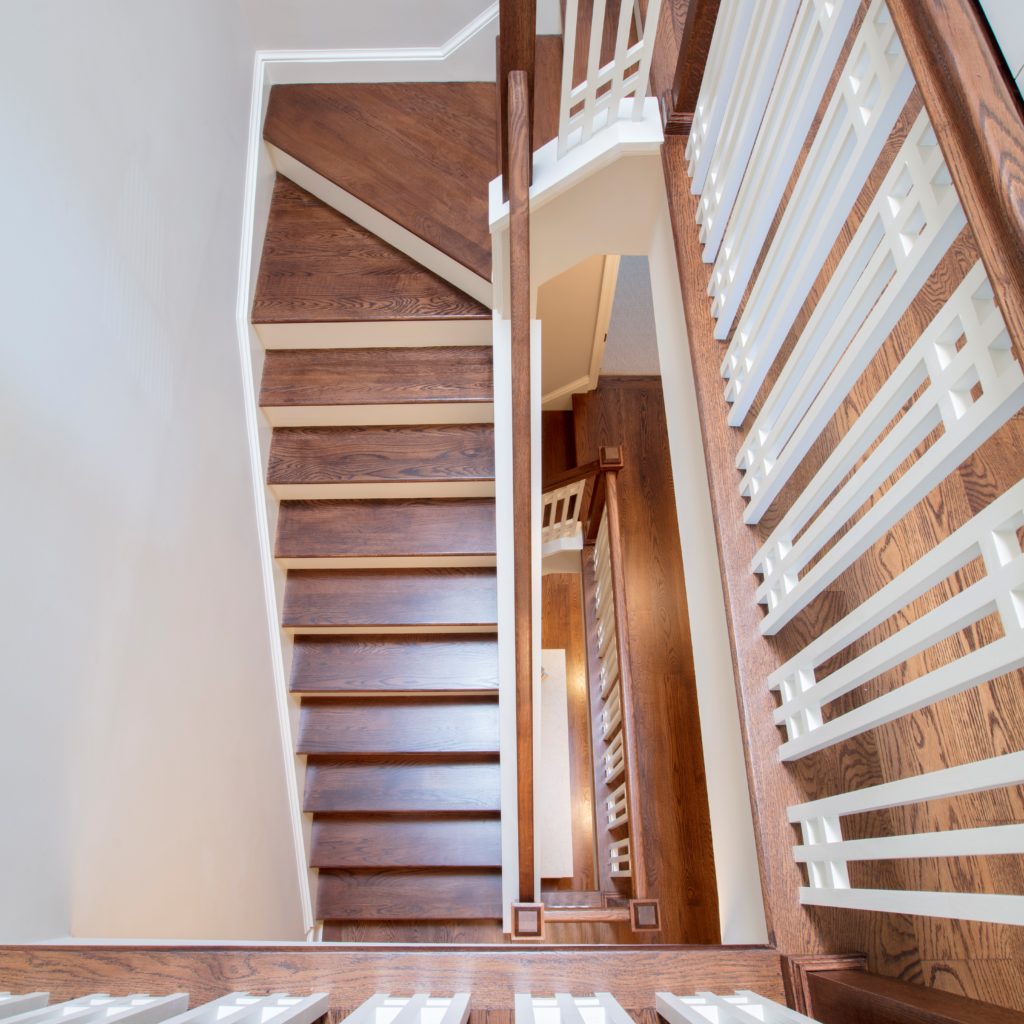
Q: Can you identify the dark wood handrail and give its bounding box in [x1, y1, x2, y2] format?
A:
[542, 445, 624, 495]
[662, 0, 721, 136]
[888, 0, 1024, 361]
[508, 68, 535, 905]
[498, 0, 537, 197]
[600, 462, 649, 900]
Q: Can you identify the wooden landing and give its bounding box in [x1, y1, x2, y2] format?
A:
[264, 84, 496, 281]
[252, 177, 490, 326]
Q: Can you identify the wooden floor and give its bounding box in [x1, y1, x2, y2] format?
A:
[663, 73, 1024, 1011]
[571, 376, 721, 946]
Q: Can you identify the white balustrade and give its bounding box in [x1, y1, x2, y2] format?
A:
[609, 838, 631, 877]
[5, 996, 188, 1024]
[718, 0, 913, 422]
[557, 0, 663, 158]
[515, 993, 634, 1024]
[542, 479, 587, 562]
[770, 478, 1024, 760]
[606, 782, 629, 828]
[687, 0, 756, 192]
[754, 261, 1023, 634]
[737, 108, 967, 528]
[695, 0, 801, 262]
[602, 683, 623, 740]
[790, 751, 1024, 924]
[340, 995, 469, 1024]
[604, 729, 624, 783]
[0, 998, 48, 1022]
[165, 995, 328, 1024]
[658, 991, 821, 1024]
[709, 0, 860, 334]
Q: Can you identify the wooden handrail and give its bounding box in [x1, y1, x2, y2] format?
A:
[508, 68, 535, 905]
[662, 0, 721, 136]
[498, 0, 537, 197]
[888, 0, 1024, 361]
[600, 461, 648, 900]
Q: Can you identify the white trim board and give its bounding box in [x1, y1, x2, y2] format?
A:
[270, 481, 496, 500]
[262, 402, 495, 427]
[277, 555, 498, 570]
[254, 320, 492, 349]
[269, 145, 493, 308]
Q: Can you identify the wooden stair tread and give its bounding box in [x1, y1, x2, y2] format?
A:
[276, 499, 495, 560]
[315, 868, 502, 920]
[260, 347, 493, 408]
[291, 635, 498, 692]
[252, 177, 489, 325]
[264, 84, 495, 281]
[533, 35, 564, 150]
[304, 758, 501, 813]
[283, 568, 496, 628]
[268, 425, 494, 485]
[311, 816, 501, 868]
[297, 697, 500, 755]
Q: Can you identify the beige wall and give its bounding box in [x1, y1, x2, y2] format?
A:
[0, 0, 305, 940]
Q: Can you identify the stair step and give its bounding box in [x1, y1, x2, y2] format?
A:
[276, 499, 495, 567]
[283, 568, 496, 631]
[542, 890, 608, 909]
[291, 635, 498, 693]
[297, 697, 500, 755]
[252, 178, 489, 349]
[304, 758, 501, 813]
[310, 816, 501, 868]
[264, 84, 495, 282]
[268, 424, 494, 499]
[260, 346, 493, 414]
[315, 868, 502, 921]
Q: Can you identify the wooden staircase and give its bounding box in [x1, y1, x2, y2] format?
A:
[253, 84, 504, 935]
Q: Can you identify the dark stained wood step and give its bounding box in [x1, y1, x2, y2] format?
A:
[264, 84, 495, 281]
[304, 758, 501, 813]
[320, 919, 505, 942]
[311, 816, 501, 868]
[253, 177, 490, 325]
[268, 425, 494, 487]
[283, 568, 496, 629]
[315, 868, 502, 920]
[260, 347, 493, 408]
[276, 499, 495, 562]
[292, 636, 498, 693]
[297, 697, 499, 756]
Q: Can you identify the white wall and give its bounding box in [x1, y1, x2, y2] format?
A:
[0, 0, 305, 940]
[978, 0, 1024, 96]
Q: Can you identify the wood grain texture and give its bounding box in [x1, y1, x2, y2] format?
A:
[541, 573, 599, 892]
[276, 499, 496, 560]
[533, 36, 564, 150]
[304, 758, 501, 813]
[316, 868, 502, 920]
[297, 697, 500, 756]
[264, 84, 495, 280]
[260, 347, 493, 409]
[664, 0, 721, 135]
[252, 177, 489, 324]
[0, 945, 788, 1008]
[311, 817, 501, 869]
[321, 921, 506, 943]
[508, 69, 535, 904]
[806, 969, 1024, 1024]
[498, 2, 537, 191]
[291, 636, 499, 693]
[267, 425, 495, 485]
[573, 378, 720, 945]
[888, 0, 1024, 363]
[283, 568, 497, 628]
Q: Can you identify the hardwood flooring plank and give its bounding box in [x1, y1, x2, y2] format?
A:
[292, 635, 499, 693]
[252, 177, 490, 325]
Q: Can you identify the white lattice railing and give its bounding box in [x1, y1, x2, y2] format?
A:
[542, 478, 587, 558]
[557, 0, 663, 157]
[687, 0, 1024, 930]
[658, 991, 821, 1024]
[341, 995, 469, 1024]
[515, 993, 635, 1024]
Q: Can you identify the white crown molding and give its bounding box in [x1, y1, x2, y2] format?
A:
[259, 3, 500, 85]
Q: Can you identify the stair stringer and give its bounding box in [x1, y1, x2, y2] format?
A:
[489, 98, 666, 318]
[268, 144, 494, 309]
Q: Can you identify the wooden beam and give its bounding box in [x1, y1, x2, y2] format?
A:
[509, 68, 536, 904]
[498, 0, 537, 194]
[888, 0, 1024, 361]
[662, 0, 721, 135]
[805, 969, 1024, 1024]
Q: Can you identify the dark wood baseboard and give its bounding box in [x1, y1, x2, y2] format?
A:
[781, 954, 867, 1015]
